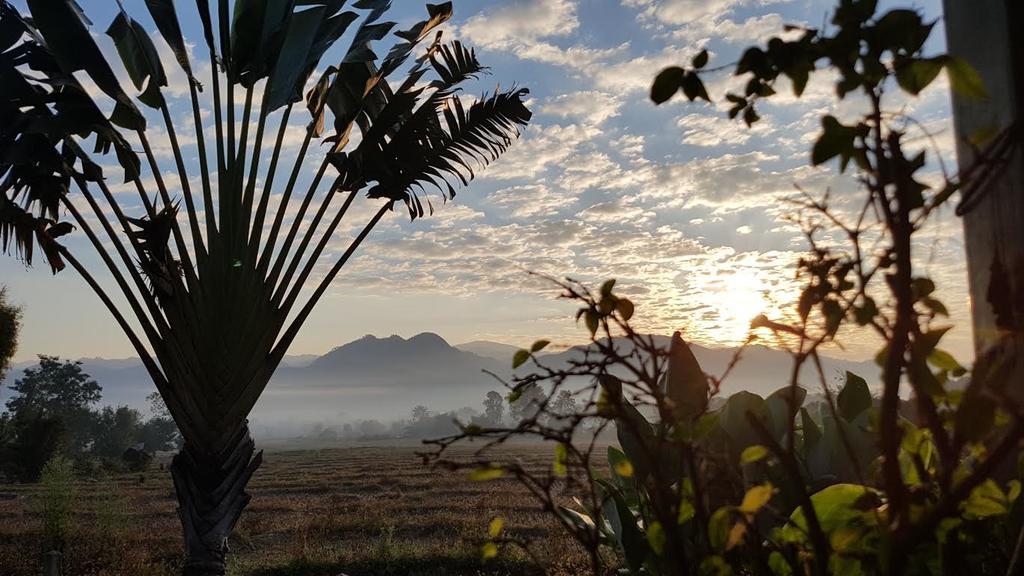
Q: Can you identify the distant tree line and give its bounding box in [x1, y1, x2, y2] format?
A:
[300, 386, 581, 442]
[0, 355, 180, 481]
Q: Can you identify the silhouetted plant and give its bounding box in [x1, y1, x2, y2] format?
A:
[0, 1, 529, 572]
[424, 1, 1023, 574]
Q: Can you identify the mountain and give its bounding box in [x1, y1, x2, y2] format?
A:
[2, 333, 877, 432]
[455, 340, 521, 363]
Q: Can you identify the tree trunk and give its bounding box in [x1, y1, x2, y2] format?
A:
[170, 424, 262, 576]
[943, 0, 1024, 392]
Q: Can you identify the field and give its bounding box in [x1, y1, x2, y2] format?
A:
[0, 444, 594, 576]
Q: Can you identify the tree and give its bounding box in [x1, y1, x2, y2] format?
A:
[483, 390, 505, 425]
[0, 287, 18, 381]
[141, 391, 180, 451]
[550, 389, 576, 417]
[411, 405, 431, 422]
[0, 2, 529, 573]
[5, 355, 100, 457]
[510, 382, 547, 422]
[90, 405, 144, 459]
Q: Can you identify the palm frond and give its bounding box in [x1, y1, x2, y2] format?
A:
[365, 87, 531, 219]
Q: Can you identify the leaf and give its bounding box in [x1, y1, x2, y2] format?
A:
[512, 349, 530, 369]
[469, 466, 504, 481]
[681, 72, 710, 102]
[739, 483, 773, 515]
[600, 279, 616, 297]
[725, 521, 747, 551]
[678, 500, 696, 524]
[266, 5, 328, 111]
[488, 517, 504, 538]
[604, 492, 650, 573]
[647, 521, 666, 555]
[895, 57, 944, 95]
[651, 66, 685, 104]
[837, 371, 872, 421]
[553, 443, 568, 476]
[928, 349, 965, 375]
[608, 446, 635, 478]
[708, 507, 732, 552]
[946, 57, 988, 99]
[143, 0, 196, 84]
[584, 309, 599, 337]
[530, 339, 550, 353]
[811, 115, 857, 168]
[616, 298, 635, 321]
[692, 49, 709, 69]
[480, 541, 498, 560]
[962, 479, 1009, 518]
[740, 445, 769, 464]
[719, 391, 771, 449]
[27, 0, 145, 129]
[665, 331, 708, 420]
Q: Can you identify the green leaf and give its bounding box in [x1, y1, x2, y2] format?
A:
[469, 466, 504, 482]
[647, 521, 666, 555]
[678, 500, 696, 524]
[720, 391, 771, 449]
[740, 483, 774, 514]
[604, 492, 650, 573]
[651, 66, 685, 104]
[530, 339, 550, 353]
[488, 517, 504, 537]
[512, 349, 530, 369]
[928, 349, 965, 375]
[946, 57, 988, 99]
[740, 444, 769, 464]
[962, 479, 1009, 518]
[608, 446, 635, 479]
[837, 371, 872, 421]
[895, 57, 944, 95]
[553, 443, 568, 476]
[782, 484, 879, 543]
[708, 507, 732, 552]
[665, 331, 708, 420]
[692, 49, 709, 69]
[480, 541, 498, 560]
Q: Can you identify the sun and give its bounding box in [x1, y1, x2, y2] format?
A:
[705, 268, 770, 345]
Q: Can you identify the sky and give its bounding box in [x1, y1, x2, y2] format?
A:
[2, 0, 970, 365]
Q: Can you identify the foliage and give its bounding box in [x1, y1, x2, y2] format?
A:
[0, 357, 180, 479]
[35, 455, 75, 551]
[425, 2, 1023, 574]
[0, 287, 18, 381]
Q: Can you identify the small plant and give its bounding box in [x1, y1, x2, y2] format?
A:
[35, 455, 76, 551]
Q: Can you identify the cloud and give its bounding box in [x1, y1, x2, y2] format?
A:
[482, 123, 603, 180]
[677, 112, 771, 147]
[460, 0, 578, 46]
[540, 91, 623, 126]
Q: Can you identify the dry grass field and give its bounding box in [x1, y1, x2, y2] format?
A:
[0, 444, 595, 576]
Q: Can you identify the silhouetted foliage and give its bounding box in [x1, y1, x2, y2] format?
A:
[425, 1, 1022, 574]
[0, 287, 18, 381]
[0, 0, 528, 569]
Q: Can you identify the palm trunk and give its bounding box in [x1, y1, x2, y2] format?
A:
[170, 424, 262, 576]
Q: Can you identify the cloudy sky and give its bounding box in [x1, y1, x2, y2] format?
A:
[3, 0, 969, 365]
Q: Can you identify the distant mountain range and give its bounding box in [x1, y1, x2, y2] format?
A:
[1, 333, 877, 433]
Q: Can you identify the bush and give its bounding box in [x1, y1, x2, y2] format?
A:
[35, 455, 75, 551]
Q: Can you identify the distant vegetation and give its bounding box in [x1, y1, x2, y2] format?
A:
[0, 356, 179, 481]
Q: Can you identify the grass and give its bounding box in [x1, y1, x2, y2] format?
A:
[0, 444, 591, 576]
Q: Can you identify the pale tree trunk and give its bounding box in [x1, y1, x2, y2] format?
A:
[170, 424, 262, 576]
[943, 0, 1024, 391]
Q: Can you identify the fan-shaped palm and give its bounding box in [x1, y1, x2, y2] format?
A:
[0, 1, 530, 573]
